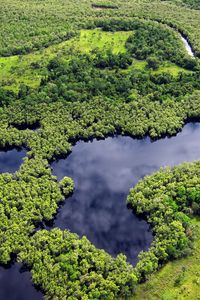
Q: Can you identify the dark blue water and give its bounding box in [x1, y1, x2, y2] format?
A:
[51, 122, 200, 265]
[0, 264, 42, 300]
[0, 148, 43, 300]
[1, 122, 200, 299]
[0, 148, 26, 173]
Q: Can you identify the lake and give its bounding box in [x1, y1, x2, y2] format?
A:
[51, 122, 200, 264]
[1, 122, 200, 299]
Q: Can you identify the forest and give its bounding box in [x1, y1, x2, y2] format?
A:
[0, 0, 200, 299]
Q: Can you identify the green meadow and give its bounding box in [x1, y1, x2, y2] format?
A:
[0, 29, 192, 92]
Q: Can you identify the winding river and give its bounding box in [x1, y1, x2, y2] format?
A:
[1, 123, 200, 298]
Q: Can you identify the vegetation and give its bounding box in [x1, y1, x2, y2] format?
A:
[174, 0, 200, 10]
[0, 0, 200, 299]
[0, 29, 132, 92]
[92, 2, 119, 9]
[0, 157, 74, 264]
[183, 0, 200, 9]
[134, 218, 200, 300]
[127, 161, 200, 281]
[1, 0, 200, 57]
[19, 229, 137, 300]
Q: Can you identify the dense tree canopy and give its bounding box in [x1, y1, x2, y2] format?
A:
[0, 1, 200, 299]
[1, 0, 200, 56]
[19, 229, 137, 300]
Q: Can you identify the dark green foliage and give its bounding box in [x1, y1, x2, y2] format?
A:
[0, 88, 15, 106]
[94, 50, 132, 69]
[92, 2, 118, 9]
[147, 56, 160, 70]
[126, 25, 182, 62]
[26, 52, 199, 105]
[179, 0, 200, 9]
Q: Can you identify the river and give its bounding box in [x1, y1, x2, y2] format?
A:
[180, 35, 194, 57]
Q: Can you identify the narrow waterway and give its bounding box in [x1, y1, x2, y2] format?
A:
[180, 35, 194, 57]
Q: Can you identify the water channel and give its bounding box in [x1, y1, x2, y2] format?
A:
[180, 35, 194, 57]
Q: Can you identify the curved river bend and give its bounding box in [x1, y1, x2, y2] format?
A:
[1, 122, 200, 299]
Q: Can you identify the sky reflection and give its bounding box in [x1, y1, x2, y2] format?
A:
[0, 264, 42, 300]
[52, 123, 200, 264]
[0, 148, 26, 173]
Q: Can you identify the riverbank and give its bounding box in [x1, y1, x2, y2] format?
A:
[134, 218, 200, 300]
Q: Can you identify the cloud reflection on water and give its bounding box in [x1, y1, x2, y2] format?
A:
[51, 123, 200, 264]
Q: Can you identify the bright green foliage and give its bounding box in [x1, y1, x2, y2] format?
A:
[1, 0, 200, 56]
[0, 89, 199, 270]
[78, 29, 131, 54]
[134, 218, 200, 300]
[0, 1, 200, 299]
[127, 161, 200, 281]
[59, 177, 74, 197]
[19, 229, 137, 300]
[0, 157, 67, 264]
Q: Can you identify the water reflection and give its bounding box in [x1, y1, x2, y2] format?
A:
[0, 148, 42, 300]
[0, 148, 26, 173]
[51, 123, 200, 265]
[0, 123, 200, 299]
[0, 263, 42, 300]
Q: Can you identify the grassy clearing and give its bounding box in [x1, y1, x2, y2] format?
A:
[77, 29, 131, 54]
[0, 29, 132, 92]
[123, 60, 192, 76]
[152, 63, 193, 76]
[0, 28, 193, 92]
[134, 218, 200, 300]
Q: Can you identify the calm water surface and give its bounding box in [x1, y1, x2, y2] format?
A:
[1, 123, 200, 299]
[0, 148, 43, 300]
[0, 148, 26, 173]
[51, 122, 200, 265]
[0, 264, 42, 300]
